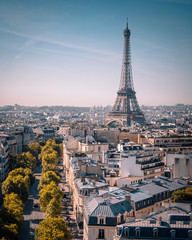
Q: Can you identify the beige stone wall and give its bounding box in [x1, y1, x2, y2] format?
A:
[84, 223, 116, 240]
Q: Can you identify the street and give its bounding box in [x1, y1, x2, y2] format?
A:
[19, 160, 83, 240]
[19, 165, 44, 240]
[57, 160, 83, 240]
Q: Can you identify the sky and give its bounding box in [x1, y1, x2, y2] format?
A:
[0, 0, 192, 107]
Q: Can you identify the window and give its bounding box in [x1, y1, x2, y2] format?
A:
[98, 229, 105, 239]
[153, 228, 158, 238]
[135, 227, 141, 238]
[100, 218, 104, 225]
[98, 215, 106, 225]
[170, 229, 176, 239]
[124, 228, 129, 237]
[188, 230, 192, 239]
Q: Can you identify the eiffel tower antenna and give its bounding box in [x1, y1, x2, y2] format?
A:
[107, 21, 146, 126]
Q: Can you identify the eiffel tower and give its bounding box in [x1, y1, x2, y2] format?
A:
[108, 21, 146, 126]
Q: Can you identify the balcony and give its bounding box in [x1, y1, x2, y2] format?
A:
[136, 158, 160, 165]
[141, 162, 164, 170]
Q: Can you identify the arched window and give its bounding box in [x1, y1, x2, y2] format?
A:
[135, 227, 141, 238]
[188, 230, 192, 239]
[170, 229, 176, 239]
[153, 228, 158, 238]
[124, 227, 129, 237]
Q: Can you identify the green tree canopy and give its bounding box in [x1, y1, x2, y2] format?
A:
[1, 193, 24, 228]
[41, 150, 58, 172]
[15, 152, 36, 170]
[39, 171, 60, 190]
[8, 167, 35, 186]
[0, 221, 19, 240]
[45, 198, 62, 218]
[42, 139, 62, 158]
[172, 187, 192, 202]
[29, 142, 41, 158]
[35, 217, 72, 240]
[9, 154, 22, 169]
[2, 174, 30, 202]
[39, 182, 63, 212]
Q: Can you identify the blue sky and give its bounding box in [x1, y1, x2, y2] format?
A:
[0, 0, 192, 106]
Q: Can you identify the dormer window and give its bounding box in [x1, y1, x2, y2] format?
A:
[100, 218, 104, 225]
[188, 230, 192, 239]
[135, 227, 141, 238]
[97, 215, 106, 225]
[153, 228, 158, 238]
[124, 227, 129, 237]
[170, 229, 176, 239]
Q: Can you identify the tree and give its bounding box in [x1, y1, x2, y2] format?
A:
[22, 152, 37, 170]
[9, 154, 22, 170]
[39, 182, 63, 212]
[1, 193, 24, 228]
[2, 174, 30, 202]
[41, 150, 58, 172]
[16, 152, 36, 170]
[35, 217, 72, 240]
[45, 198, 62, 218]
[8, 168, 35, 186]
[42, 139, 62, 158]
[0, 219, 19, 240]
[29, 142, 41, 159]
[39, 171, 60, 190]
[172, 188, 192, 202]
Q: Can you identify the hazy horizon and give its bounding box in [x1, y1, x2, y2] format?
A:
[1, 0, 192, 107]
[0, 103, 191, 108]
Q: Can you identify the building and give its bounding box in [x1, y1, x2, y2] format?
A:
[83, 194, 133, 240]
[73, 177, 108, 222]
[104, 150, 164, 180]
[165, 153, 192, 178]
[114, 207, 192, 240]
[0, 138, 10, 184]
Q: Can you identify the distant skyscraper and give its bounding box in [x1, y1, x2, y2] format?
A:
[108, 21, 145, 126]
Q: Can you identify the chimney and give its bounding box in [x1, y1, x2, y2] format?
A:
[158, 216, 162, 225]
[125, 194, 131, 205]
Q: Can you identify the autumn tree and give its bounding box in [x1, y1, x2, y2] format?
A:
[35, 217, 72, 240]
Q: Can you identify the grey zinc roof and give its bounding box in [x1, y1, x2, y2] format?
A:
[138, 182, 168, 195]
[75, 178, 108, 192]
[107, 187, 152, 203]
[129, 177, 185, 195]
[84, 195, 132, 218]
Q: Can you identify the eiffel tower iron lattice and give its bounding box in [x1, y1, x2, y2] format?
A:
[108, 21, 146, 126]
